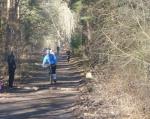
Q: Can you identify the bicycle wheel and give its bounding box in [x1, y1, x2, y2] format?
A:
[49, 73, 52, 84]
[48, 66, 52, 84]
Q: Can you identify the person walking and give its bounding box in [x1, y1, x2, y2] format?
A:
[7, 50, 16, 88]
[42, 49, 57, 83]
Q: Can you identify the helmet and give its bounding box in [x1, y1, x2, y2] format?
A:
[46, 49, 50, 54]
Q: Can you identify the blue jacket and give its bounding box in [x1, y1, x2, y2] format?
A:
[42, 53, 57, 65]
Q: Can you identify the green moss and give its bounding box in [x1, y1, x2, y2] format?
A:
[71, 34, 82, 49]
[71, 0, 83, 13]
[80, 16, 92, 21]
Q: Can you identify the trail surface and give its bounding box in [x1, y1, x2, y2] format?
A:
[0, 53, 83, 119]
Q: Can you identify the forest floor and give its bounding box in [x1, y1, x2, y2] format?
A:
[0, 52, 84, 119]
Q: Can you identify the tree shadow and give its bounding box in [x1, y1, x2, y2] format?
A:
[0, 100, 76, 119]
[0, 54, 84, 119]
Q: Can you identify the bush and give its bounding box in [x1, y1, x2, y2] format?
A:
[71, 34, 82, 50]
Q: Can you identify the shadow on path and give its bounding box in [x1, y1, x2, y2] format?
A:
[0, 53, 83, 119]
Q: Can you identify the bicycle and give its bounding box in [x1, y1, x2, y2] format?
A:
[43, 64, 53, 85]
[47, 65, 57, 85]
[48, 65, 53, 84]
[67, 55, 70, 62]
[66, 50, 71, 63]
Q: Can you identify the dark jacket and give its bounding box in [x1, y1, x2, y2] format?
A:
[7, 53, 16, 72]
[66, 50, 71, 56]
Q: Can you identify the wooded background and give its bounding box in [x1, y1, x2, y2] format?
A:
[1, 0, 150, 118]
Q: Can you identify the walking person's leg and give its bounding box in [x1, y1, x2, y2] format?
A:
[8, 71, 11, 87]
[11, 71, 15, 87]
[8, 71, 14, 88]
[0, 80, 3, 92]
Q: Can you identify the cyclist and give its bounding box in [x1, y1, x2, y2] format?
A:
[66, 50, 71, 63]
[57, 46, 60, 55]
[42, 49, 57, 83]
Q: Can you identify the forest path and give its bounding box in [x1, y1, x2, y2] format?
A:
[0, 52, 83, 119]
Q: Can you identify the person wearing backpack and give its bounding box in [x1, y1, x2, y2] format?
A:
[7, 50, 16, 88]
[42, 49, 57, 83]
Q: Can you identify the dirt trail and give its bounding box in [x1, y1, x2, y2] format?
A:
[0, 53, 83, 119]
